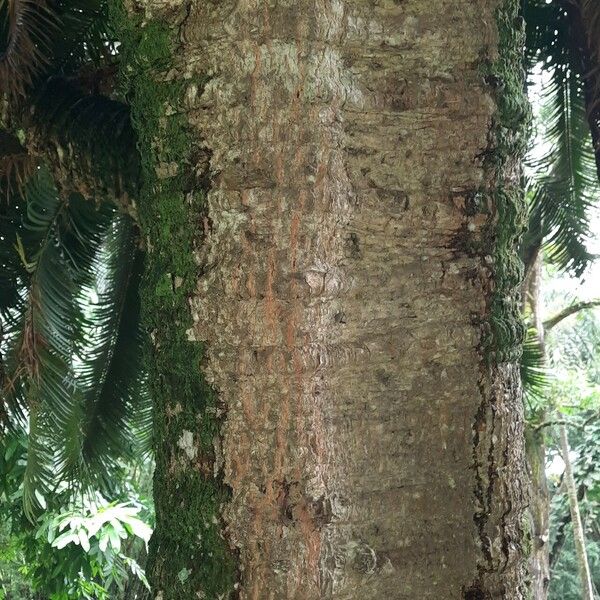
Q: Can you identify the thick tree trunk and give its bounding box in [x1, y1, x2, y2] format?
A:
[118, 0, 531, 598]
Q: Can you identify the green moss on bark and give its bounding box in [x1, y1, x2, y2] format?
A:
[482, 0, 531, 364]
[472, 2, 533, 596]
[108, 3, 237, 598]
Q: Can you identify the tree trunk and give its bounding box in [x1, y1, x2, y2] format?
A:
[526, 428, 550, 599]
[116, 0, 531, 598]
[522, 253, 550, 600]
[558, 424, 595, 600]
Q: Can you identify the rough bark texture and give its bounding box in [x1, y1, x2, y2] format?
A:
[522, 255, 549, 600]
[117, 0, 531, 598]
[526, 429, 550, 600]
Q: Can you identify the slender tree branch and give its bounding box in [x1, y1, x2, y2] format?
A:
[533, 419, 583, 432]
[532, 411, 599, 432]
[582, 411, 600, 427]
[533, 419, 572, 432]
[543, 299, 600, 331]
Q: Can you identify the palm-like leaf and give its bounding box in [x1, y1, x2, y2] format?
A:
[22, 400, 53, 518]
[0, 166, 149, 517]
[521, 327, 551, 409]
[579, 0, 600, 173]
[2, 0, 138, 202]
[524, 0, 600, 277]
[50, 0, 115, 74]
[1, 0, 114, 99]
[1, 0, 148, 517]
[73, 218, 149, 484]
[1, 169, 81, 515]
[0, 0, 57, 98]
[520, 0, 600, 411]
[29, 77, 139, 201]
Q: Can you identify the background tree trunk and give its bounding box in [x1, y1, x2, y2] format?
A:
[559, 424, 595, 600]
[522, 253, 550, 600]
[119, 0, 531, 597]
[526, 428, 551, 599]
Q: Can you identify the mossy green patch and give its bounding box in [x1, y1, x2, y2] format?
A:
[481, 0, 531, 364]
[109, 2, 237, 597]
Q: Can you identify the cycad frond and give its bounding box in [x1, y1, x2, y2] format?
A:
[524, 0, 572, 74]
[0, 131, 36, 196]
[521, 327, 551, 408]
[0, 167, 149, 515]
[29, 77, 139, 204]
[73, 217, 149, 483]
[1, 167, 81, 418]
[2, 0, 139, 205]
[1, 170, 83, 515]
[2, 0, 149, 514]
[1, 0, 115, 99]
[50, 0, 115, 76]
[579, 0, 600, 166]
[0, 0, 58, 98]
[22, 400, 53, 519]
[524, 0, 599, 276]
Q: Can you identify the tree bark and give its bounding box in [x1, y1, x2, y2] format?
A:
[558, 424, 595, 600]
[526, 429, 550, 600]
[522, 252, 550, 600]
[121, 0, 531, 598]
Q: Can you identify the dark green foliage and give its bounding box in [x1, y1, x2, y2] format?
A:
[1, 0, 139, 202]
[519, 0, 600, 406]
[0, 0, 57, 98]
[76, 220, 149, 480]
[0, 0, 151, 522]
[548, 529, 600, 599]
[523, 0, 599, 276]
[0, 0, 115, 98]
[525, 76, 597, 275]
[0, 432, 154, 599]
[0, 166, 150, 519]
[547, 419, 600, 599]
[521, 327, 550, 407]
[29, 77, 140, 197]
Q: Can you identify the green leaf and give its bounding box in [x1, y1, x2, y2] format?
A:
[98, 531, 109, 553]
[107, 526, 121, 551]
[524, 0, 599, 277]
[52, 531, 78, 549]
[78, 528, 91, 552]
[1, 166, 150, 509]
[120, 514, 152, 543]
[521, 327, 551, 411]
